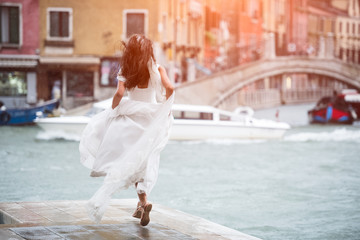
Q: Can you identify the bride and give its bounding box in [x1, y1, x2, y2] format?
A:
[79, 34, 174, 226]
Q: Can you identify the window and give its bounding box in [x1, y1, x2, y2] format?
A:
[66, 71, 93, 97]
[162, 14, 167, 41]
[249, 0, 259, 19]
[220, 114, 231, 121]
[124, 10, 148, 38]
[205, 7, 220, 30]
[100, 58, 121, 87]
[172, 110, 182, 119]
[319, 18, 324, 32]
[180, 1, 185, 19]
[0, 71, 26, 96]
[0, 4, 20, 45]
[47, 8, 72, 40]
[172, 110, 213, 120]
[168, 0, 172, 17]
[339, 22, 342, 33]
[50, 11, 69, 37]
[353, 23, 355, 34]
[205, 6, 211, 31]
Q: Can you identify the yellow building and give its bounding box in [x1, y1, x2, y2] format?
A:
[38, 0, 204, 109]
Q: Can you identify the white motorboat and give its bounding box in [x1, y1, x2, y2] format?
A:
[34, 99, 290, 140]
[171, 104, 290, 140]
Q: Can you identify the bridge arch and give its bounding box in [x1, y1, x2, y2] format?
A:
[174, 56, 360, 110]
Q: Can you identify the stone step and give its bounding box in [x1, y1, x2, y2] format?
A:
[0, 199, 261, 240]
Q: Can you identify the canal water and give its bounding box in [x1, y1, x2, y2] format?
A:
[1, 104, 359, 240]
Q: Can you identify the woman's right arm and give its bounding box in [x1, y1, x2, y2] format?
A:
[158, 66, 174, 100]
[112, 80, 125, 109]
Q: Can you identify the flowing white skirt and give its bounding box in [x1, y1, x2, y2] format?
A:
[79, 93, 174, 223]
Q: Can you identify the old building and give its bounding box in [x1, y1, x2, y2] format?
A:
[203, 0, 222, 70]
[0, 0, 40, 108]
[285, 0, 308, 55]
[38, 0, 148, 109]
[333, 0, 360, 63]
[262, 0, 287, 56]
[159, 0, 204, 83]
[308, 0, 339, 58]
[237, 0, 263, 64]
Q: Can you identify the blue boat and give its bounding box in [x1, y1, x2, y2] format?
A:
[0, 99, 59, 126]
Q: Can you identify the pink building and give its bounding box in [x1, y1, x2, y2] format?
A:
[0, 0, 40, 107]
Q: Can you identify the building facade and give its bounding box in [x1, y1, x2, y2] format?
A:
[262, 0, 287, 56]
[38, 0, 157, 109]
[159, 0, 204, 83]
[285, 0, 308, 55]
[236, 0, 263, 65]
[37, 0, 205, 109]
[307, 0, 339, 58]
[0, 0, 40, 108]
[334, 0, 360, 63]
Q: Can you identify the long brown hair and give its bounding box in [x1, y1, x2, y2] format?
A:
[119, 34, 156, 90]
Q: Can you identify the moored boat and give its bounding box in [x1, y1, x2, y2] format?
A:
[34, 99, 290, 140]
[0, 99, 59, 126]
[308, 89, 360, 124]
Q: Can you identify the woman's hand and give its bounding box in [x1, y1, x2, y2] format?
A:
[112, 81, 125, 109]
[158, 66, 174, 100]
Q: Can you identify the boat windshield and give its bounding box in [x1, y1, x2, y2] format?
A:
[316, 97, 332, 108]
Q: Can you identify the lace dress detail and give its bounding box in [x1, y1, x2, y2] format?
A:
[79, 62, 173, 223]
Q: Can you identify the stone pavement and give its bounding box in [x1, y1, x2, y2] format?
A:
[0, 199, 261, 240]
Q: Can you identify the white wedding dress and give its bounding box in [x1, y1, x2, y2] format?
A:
[79, 63, 174, 223]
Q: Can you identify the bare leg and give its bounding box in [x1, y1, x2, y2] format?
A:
[134, 182, 152, 226]
[138, 192, 147, 206]
[135, 182, 147, 206]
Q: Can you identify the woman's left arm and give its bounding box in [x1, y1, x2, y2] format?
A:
[112, 81, 125, 109]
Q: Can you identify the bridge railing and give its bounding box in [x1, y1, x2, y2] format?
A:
[238, 87, 337, 109]
[282, 88, 335, 104]
[238, 89, 280, 109]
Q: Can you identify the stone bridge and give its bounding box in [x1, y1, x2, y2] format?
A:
[174, 34, 360, 110]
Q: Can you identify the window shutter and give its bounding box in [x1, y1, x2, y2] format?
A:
[50, 11, 59, 37]
[0, 7, 2, 42]
[9, 6, 19, 44]
[126, 13, 145, 38]
[61, 12, 69, 37]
